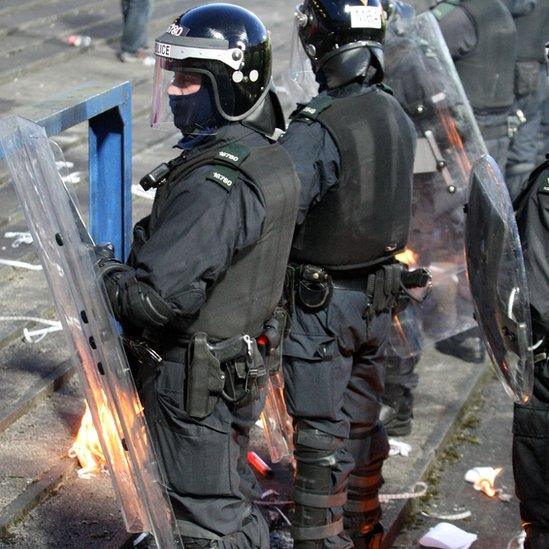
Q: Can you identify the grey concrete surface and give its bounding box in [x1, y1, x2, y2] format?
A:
[394, 375, 521, 549]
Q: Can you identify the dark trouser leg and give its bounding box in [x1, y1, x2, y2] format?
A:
[506, 64, 544, 201]
[477, 113, 511, 174]
[513, 359, 549, 547]
[120, 0, 151, 53]
[342, 307, 391, 546]
[382, 353, 419, 436]
[139, 359, 269, 548]
[484, 134, 511, 174]
[283, 292, 366, 548]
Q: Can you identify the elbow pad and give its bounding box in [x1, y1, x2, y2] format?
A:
[119, 277, 176, 329]
[100, 264, 176, 329]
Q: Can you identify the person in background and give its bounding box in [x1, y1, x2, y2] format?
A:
[118, 0, 155, 65]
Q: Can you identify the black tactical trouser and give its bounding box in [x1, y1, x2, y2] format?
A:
[513, 358, 549, 547]
[283, 286, 392, 548]
[383, 353, 419, 418]
[138, 356, 270, 548]
[477, 114, 511, 174]
[506, 64, 545, 201]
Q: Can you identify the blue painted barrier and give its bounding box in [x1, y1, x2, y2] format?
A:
[2, 81, 133, 259]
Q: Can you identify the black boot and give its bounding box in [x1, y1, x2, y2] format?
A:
[524, 526, 549, 549]
[435, 328, 486, 364]
[380, 401, 413, 437]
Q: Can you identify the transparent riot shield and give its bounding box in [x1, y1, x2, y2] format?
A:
[260, 371, 295, 463]
[465, 155, 534, 403]
[384, 12, 487, 353]
[0, 115, 182, 547]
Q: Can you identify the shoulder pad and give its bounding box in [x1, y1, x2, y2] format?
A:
[377, 82, 394, 96]
[214, 143, 250, 167]
[206, 165, 240, 192]
[291, 96, 334, 122]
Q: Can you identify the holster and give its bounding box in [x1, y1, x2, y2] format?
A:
[261, 307, 288, 374]
[187, 332, 268, 418]
[295, 264, 333, 312]
[186, 332, 226, 419]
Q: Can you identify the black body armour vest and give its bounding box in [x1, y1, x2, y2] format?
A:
[290, 87, 416, 270]
[514, 1, 549, 63]
[449, 0, 516, 112]
[160, 141, 299, 341]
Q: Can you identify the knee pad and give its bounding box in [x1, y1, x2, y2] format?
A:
[344, 427, 387, 533]
[291, 428, 346, 545]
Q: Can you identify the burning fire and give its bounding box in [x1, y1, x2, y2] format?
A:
[474, 467, 503, 498]
[69, 402, 106, 479]
[465, 466, 503, 498]
[396, 248, 419, 268]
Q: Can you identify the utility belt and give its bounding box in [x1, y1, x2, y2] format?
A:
[123, 310, 287, 420]
[288, 262, 431, 318]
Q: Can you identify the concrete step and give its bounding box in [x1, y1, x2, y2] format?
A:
[0, 376, 127, 549]
[0, 0, 181, 84]
[0, 332, 71, 419]
[0, 376, 82, 519]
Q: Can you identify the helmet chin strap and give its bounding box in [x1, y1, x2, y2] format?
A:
[316, 43, 383, 89]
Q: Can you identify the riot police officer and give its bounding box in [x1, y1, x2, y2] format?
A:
[512, 158, 549, 547]
[95, 4, 300, 547]
[504, 0, 549, 200]
[280, 1, 417, 546]
[404, 0, 516, 365]
[411, 0, 517, 173]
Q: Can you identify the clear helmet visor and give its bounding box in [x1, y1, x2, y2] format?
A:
[283, 6, 318, 105]
[151, 32, 272, 134]
[151, 59, 223, 136]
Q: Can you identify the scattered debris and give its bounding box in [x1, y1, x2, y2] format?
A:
[4, 231, 33, 247]
[506, 530, 526, 549]
[23, 323, 62, 343]
[389, 438, 412, 457]
[379, 481, 427, 502]
[273, 506, 291, 527]
[56, 160, 75, 170]
[419, 522, 478, 549]
[0, 315, 62, 343]
[131, 185, 156, 200]
[422, 509, 473, 521]
[0, 258, 43, 270]
[133, 532, 151, 546]
[61, 171, 83, 185]
[465, 466, 507, 498]
[247, 451, 273, 478]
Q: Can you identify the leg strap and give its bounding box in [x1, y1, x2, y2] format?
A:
[292, 428, 346, 546]
[291, 518, 345, 541]
[294, 489, 347, 508]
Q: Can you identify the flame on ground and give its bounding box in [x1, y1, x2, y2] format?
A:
[396, 248, 419, 268]
[474, 467, 503, 498]
[68, 402, 106, 479]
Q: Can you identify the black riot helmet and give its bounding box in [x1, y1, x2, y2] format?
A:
[295, 0, 387, 88]
[151, 3, 273, 135]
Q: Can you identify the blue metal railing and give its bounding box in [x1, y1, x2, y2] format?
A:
[2, 81, 132, 259]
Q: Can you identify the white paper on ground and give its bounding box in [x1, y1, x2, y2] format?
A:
[389, 438, 412, 457]
[419, 522, 477, 549]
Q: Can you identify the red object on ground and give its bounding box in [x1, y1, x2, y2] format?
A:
[247, 451, 273, 478]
